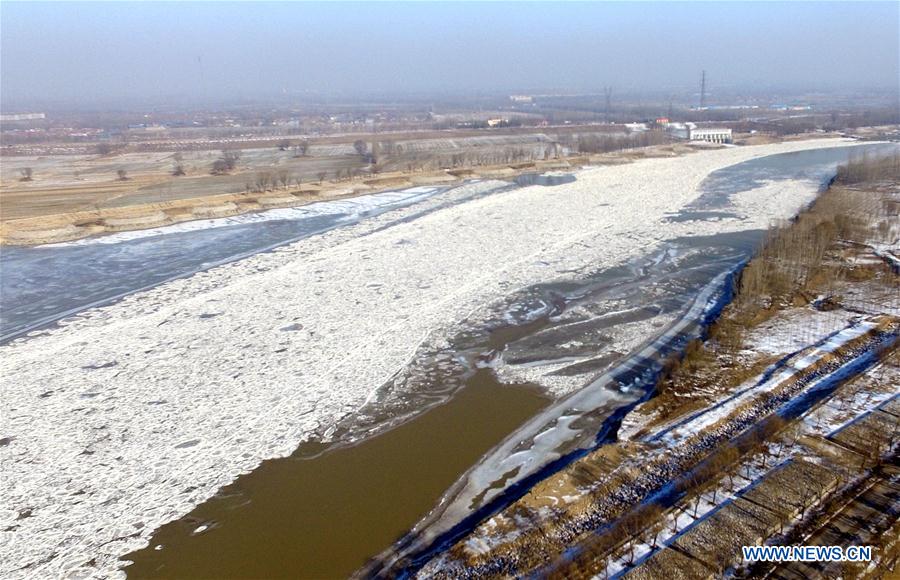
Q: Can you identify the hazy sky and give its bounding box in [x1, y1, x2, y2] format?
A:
[2, 1, 898, 107]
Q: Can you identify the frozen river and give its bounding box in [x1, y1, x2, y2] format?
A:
[2, 143, 894, 343]
[1, 140, 897, 579]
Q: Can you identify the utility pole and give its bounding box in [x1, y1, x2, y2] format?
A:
[699, 70, 707, 110]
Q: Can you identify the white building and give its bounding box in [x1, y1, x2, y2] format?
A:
[0, 113, 45, 122]
[665, 122, 693, 140]
[689, 127, 732, 144]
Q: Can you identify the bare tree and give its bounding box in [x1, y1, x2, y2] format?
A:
[254, 172, 272, 192]
[671, 503, 687, 533]
[19, 167, 33, 181]
[211, 149, 241, 174]
[223, 149, 241, 170]
[116, 169, 128, 181]
[677, 468, 709, 518]
[716, 446, 741, 493]
[278, 139, 292, 151]
[353, 139, 368, 158]
[293, 140, 310, 157]
[642, 505, 665, 549]
[316, 171, 327, 184]
[691, 489, 705, 518]
[621, 514, 643, 566]
[798, 485, 819, 518]
[867, 417, 894, 463]
[277, 170, 290, 190]
[783, 421, 803, 452]
[170, 152, 185, 176]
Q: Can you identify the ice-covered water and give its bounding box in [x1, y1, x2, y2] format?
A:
[0, 187, 443, 341]
[691, 142, 899, 209]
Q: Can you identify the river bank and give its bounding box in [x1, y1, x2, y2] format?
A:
[0, 145, 672, 246]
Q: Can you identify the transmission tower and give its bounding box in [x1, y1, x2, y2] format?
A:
[604, 86, 613, 123]
[699, 70, 707, 110]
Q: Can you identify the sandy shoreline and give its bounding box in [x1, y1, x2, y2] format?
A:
[0, 139, 869, 577]
[0, 157, 581, 246]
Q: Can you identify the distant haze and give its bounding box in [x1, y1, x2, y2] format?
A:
[2, 1, 898, 108]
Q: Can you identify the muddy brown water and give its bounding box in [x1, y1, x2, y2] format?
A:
[123, 372, 547, 579]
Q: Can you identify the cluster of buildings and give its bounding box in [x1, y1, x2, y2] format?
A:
[624, 118, 733, 144]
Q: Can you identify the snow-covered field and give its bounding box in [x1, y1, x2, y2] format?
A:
[0, 139, 868, 578]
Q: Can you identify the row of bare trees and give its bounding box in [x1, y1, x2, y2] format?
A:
[242, 168, 375, 192]
[567, 130, 669, 154]
[836, 151, 900, 184]
[245, 170, 297, 193]
[277, 139, 310, 157]
[585, 418, 800, 577]
[737, 154, 898, 314]
[104, 129, 668, 188]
